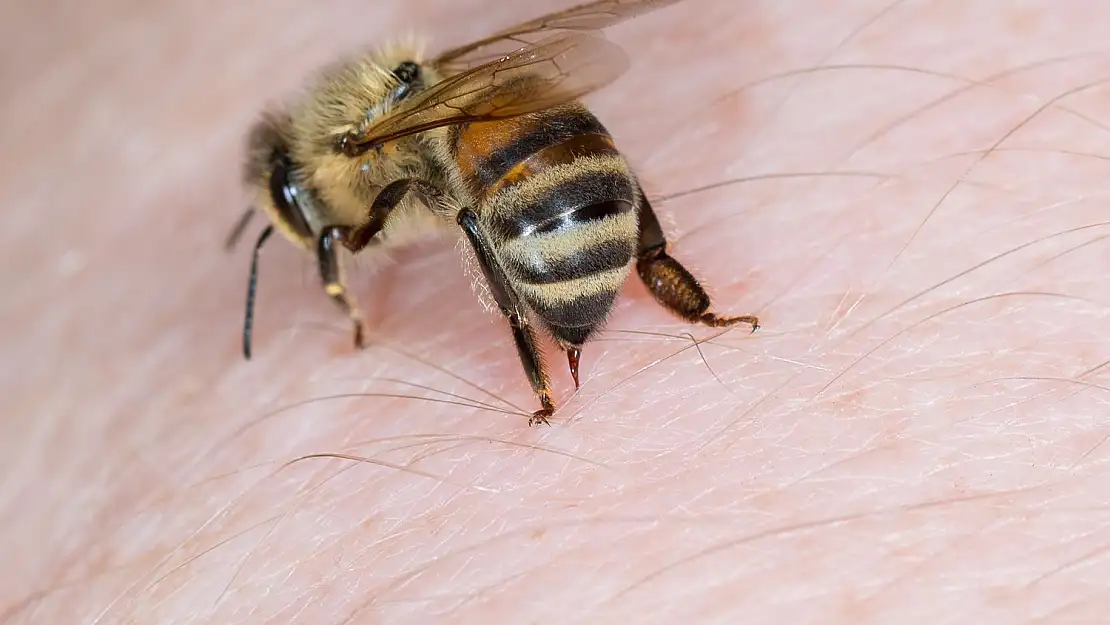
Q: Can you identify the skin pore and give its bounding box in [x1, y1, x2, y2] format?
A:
[4, 0, 1110, 623]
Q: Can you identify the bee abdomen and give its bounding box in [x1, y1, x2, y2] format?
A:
[494, 163, 641, 346]
[452, 105, 612, 196]
[492, 169, 635, 237]
[494, 165, 638, 273]
[511, 227, 635, 285]
[462, 105, 642, 345]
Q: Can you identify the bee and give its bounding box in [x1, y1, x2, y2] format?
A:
[229, 0, 760, 425]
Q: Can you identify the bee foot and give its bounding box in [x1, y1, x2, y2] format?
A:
[353, 320, 367, 349]
[529, 409, 553, 427]
[699, 313, 760, 332]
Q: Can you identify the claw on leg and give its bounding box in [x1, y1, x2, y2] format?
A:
[352, 318, 366, 349]
[529, 391, 555, 427]
[698, 312, 760, 332]
[634, 183, 762, 337]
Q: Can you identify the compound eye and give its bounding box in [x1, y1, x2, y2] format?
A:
[335, 133, 360, 157]
[269, 156, 312, 239]
[392, 61, 422, 85]
[388, 61, 424, 106]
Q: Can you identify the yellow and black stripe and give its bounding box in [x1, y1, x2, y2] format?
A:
[446, 103, 641, 347]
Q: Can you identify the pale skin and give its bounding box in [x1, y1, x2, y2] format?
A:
[3, 0, 1110, 623]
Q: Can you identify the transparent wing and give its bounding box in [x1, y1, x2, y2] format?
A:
[341, 33, 629, 153]
[436, 0, 685, 70]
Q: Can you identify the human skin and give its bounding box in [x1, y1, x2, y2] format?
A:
[4, 0, 1110, 623]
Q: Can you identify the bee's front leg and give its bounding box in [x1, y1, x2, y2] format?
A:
[316, 227, 366, 350]
[341, 178, 445, 252]
[314, 178, 449, 350]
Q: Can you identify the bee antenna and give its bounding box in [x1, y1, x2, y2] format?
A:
[224, 207, 256, 251]
[243, 225, 274, 360]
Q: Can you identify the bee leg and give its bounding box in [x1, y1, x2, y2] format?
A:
[457, 208, 555, 426]
[313, 179, 444, 351]
[317, 226, 367, 349]
[342, 178, 445, 252]
[635, 187, 760, 332]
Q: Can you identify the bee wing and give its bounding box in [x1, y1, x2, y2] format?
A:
[342, 33, 629, 152]
[436, 0, 685, 70]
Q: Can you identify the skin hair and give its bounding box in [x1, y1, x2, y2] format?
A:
[5, 1, 1110, 623]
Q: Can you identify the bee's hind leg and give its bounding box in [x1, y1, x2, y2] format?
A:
[634, 186, 760, 331]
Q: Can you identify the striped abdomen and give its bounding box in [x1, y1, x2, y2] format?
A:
[449, 103, 640, 347]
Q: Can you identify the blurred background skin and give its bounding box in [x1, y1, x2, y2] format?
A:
[4, 0, 1110, 623]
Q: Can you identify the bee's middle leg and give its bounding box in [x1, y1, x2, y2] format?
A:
[457, 208, 555, 426]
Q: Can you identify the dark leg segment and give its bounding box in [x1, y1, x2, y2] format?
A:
[635, 187, 760, 332]
[240, 178, 443, 358]
[458, 208, 555, 426]
[341, 178, 445, 252]
[317, 227, 366, 350]
[312, 178, 447, 350]
[242, 225, 274, 360]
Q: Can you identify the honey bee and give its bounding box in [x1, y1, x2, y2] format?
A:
[229, 0, 760, 425]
